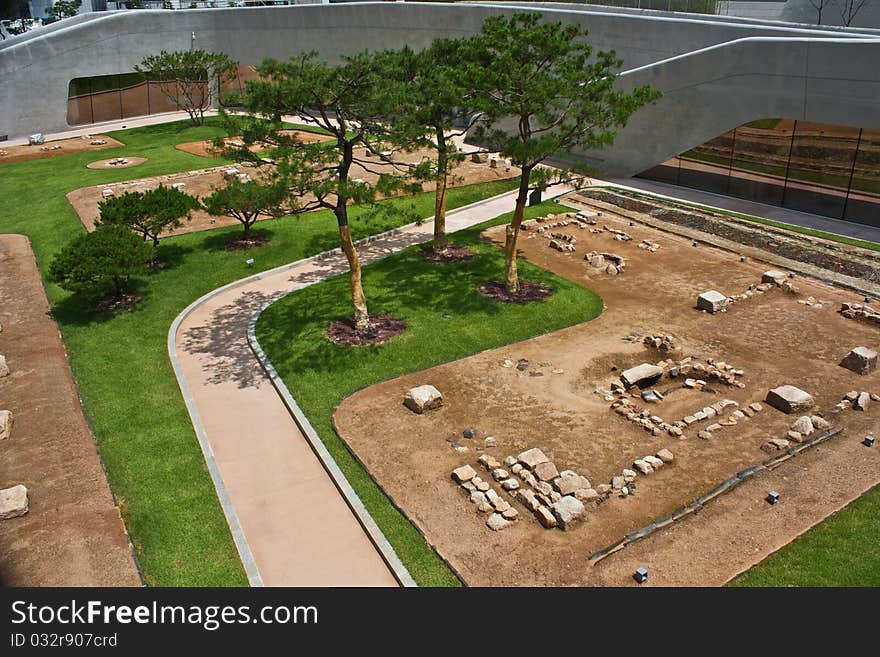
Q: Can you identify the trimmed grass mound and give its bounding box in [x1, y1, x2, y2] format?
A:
[254, 202, 604, 586]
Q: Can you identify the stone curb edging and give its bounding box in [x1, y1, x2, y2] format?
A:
[246, 315, 417, 587]
[166, 187, 521, 587]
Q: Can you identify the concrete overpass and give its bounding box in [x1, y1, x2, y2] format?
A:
[1, 2, 878, 176]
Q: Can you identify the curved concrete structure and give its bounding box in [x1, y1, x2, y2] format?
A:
[1, 3, 878, 173]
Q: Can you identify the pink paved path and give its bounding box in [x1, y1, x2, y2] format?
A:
[170, 190, 532, 586]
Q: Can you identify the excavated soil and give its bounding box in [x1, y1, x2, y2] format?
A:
[86, 156, 147, 170]
[67, 148, 519, 238]
[0, 135, 123, 164]
[334, 202, 880, 587]
[175, 129, 334, 157]
[0, 235, 141, 586]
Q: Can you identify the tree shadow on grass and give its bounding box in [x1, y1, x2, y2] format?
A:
[198, 226, 277, 253]
[50, 281, 153, 328]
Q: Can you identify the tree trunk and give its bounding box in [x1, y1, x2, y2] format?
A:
[433, 171, 448, 254]
[336, 140, 369, 330]
[504, 166, 532, 294]
[433, 129, 449, 254]
[113, 275, 124, 301]
[338, 222, 369, 330]
[151, 233, 160, 248]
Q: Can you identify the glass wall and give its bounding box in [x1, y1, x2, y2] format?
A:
[638, 119, 880, 227]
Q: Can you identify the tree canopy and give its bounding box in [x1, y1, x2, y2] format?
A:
[49, 225, 153, 303]
[96, 185, 200, 247]
[202, 176, 289, 238]
[135, 50, 238, 125]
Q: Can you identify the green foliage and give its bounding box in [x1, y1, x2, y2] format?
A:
[46, 0, 80, 20]
[49, 225, 152, 302]
[256, 201, 603, 585]
[201, 176, 288, 235]
[135, 50, 238, 125]
[97, 185, 200, 247]
[467, 12, 660, 179]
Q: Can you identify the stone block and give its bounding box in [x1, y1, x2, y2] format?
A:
[551, 496, 586, 531]
[697, 290, 727, 313]
[620, 363, 663, 388]
[840, 347, 877, 375]
[766, 385, 814, 414]
[0, 485, 28, 520]
[517, 447, 549, 469]
[452, 465, 477, 483]
[533, 461, 559, 482]
[762, 270, 787, 286]
[404, 384, 443, 414]
[0, 410, 12, 441]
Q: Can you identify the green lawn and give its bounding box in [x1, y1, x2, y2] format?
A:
[254, 201, 604, 586]
[730, 485, 880, 586]
[0, 117, 518, 585]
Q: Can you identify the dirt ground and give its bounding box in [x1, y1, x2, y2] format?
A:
[334, 200, 880, 586]
[67, 148, 519, 238]
[0, 235, 141, 586]
[86, 156, 148, 170]
[175, 129, 334, 157]
[0, 135, 123, 164]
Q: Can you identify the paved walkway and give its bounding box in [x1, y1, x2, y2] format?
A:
[168, 189, 534, 586]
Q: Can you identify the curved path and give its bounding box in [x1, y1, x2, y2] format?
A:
[168, 189, 538, 586]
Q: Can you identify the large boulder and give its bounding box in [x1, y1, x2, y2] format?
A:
[517, 447, 550, 469]
[761, 270, 788, 286]
[840, 347, 878, 375]
[403, 385, 443, 414]
[766, 385, 814, 414]
[554, 471, 590, 496]
[0, 410, 12, 441]
[0, 484, 28, 520]
[621, 363, 664, 388]
[697, 290, 728, 313]
[551, 495, 586, 531]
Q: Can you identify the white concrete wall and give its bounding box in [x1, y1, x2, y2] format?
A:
[1, 2, 878, 175]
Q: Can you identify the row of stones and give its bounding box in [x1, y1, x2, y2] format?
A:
[832, 389, 880, 413]
[0, 354, 28, 520]
[522, 211, 597, 234]
[761, 414, 832, 453]
[696, 270, 797, 314]
[839, 302, 880, 325]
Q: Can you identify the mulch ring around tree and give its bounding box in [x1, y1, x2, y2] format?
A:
[224, 234, 271, 251]
[327, 314, 407, 346]
[478, 280, 553, 303]
[96, 293, 141, 312]
[418, 243, 475, 263]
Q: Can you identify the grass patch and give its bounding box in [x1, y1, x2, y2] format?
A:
[254, 202, 604, 586]
[0, 116, 518, 585]
[729, 486, 880, 586]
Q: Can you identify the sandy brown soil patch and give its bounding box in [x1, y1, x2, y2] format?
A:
[0, 135, 123, 164]
[334, 203, 880, 586]
[67, 149, 519, 238]
[0, 235, 141, 586]
[175, 129, 334, 158]
[86, 156, 147, 170]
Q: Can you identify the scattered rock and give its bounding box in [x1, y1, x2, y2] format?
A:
[403, 384, 443, 414]
[517, 447, 550, 469]
[502, 507, 519, 520]
[656, 448, 674, 463]
[611, 475, 625, 490]
[750, 402, 763, 413]
[551, 496, 586, 531]
[491, 468, 509, 481]
[633, 459, 653, 475]
[761, 438, 790, 453]
[0, 355, 8, 377]
[483, 436, 497, 448]
[643, 455, 664, 469]
[840, 347, 878, 375]
[698, 430, 712, 440]
[0, 410, 12, 441]
[786, 430, 803, 443]
[554, 471, 590, 495]
[697, 290, 728, 313]
[451, 464, 477, 483]
[855, 392, 871, 411]
[486, 513, 513, 531]
[790, 416, 814, 436]
[470, 491, 487, 505]
[0, 484, 28, 520]
[501, 478, 520, 491]
[574, 488, 599, 502]
[478, 454, 501, 470]
[761, 270, 787, 286]
[533, 461, 559, 482]
[535, 505, 557, 528]
[622, 469, 637, 483]
[596, 483, 612, 495]
[621, 363, 664, 388]
[810, 415, 831, 430]
[765, 385, 814, 414]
